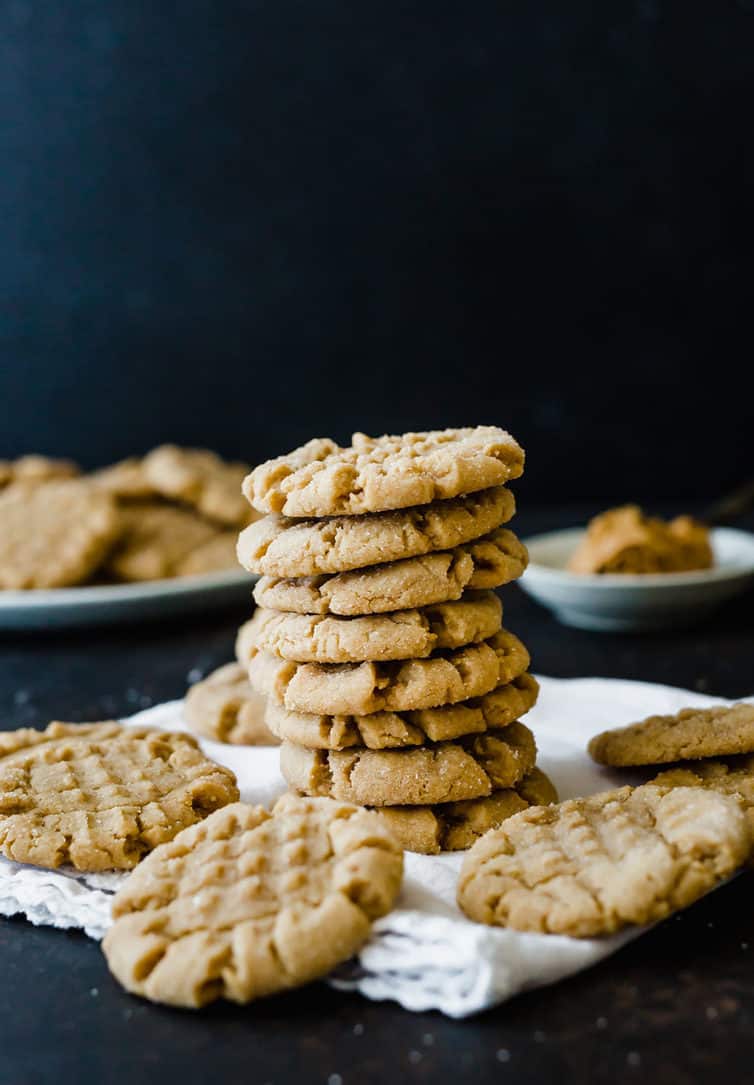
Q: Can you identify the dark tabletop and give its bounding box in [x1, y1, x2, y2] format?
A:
[2, 505, 753, 1085]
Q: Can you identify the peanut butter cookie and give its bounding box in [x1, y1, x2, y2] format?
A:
[253, 527, 527, 615]
[457, 783, 749, 937]
[237, 486, 515, 579]
[102, 795, 403, 1007]
[243, 629, 530, 716]
[588, 703, 754, 767]
[0, 480, 120, 589]
[0, 722, 239, 871]
[264, 673, 539, 750]
[280, 721, 537, 805]
[245, 592, 502, 663]
[244, 427, 524, 518]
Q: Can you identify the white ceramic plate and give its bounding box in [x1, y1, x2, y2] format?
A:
[0, 569, 256, 630]
[519, 526, 754, 631]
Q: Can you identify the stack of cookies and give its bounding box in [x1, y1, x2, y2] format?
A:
[235, 427, 558, 854]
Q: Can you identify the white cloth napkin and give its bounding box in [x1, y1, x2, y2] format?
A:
[1, 676, 749, 1017]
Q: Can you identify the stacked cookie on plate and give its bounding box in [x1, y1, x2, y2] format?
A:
[235, 428, 558, 854]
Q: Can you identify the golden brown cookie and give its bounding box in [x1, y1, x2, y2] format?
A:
[243, 629, 530, 716]
[244, 427, 524, 518]
[588, 703, 754, 767]
[238, 486, 515, 579]
[374, 767, 558, 854]
[457, 782, 749, 937]
[264, 673, 539, 750]
[245, 592, 502, 664]
[89, 458, 156, 500]
[184, 662, 278, 745]
[143, 445, 252, 527]
[0, 722, 239, 871]
[568, 505, 713, 574]
[102, 794, 403, 1007]
[253, 527, 527, 615]
[104, 503, 221, 581]
[0, 480, 120, 589]
[280, 721, 536, 805]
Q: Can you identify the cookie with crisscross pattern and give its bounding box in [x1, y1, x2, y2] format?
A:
[102, 795, 403, 1007]
[457, 782, 750, 937]
[0, 722, 238, 871]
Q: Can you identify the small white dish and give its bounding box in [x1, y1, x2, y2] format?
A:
[0, 569, 256, 630]
[519, 526, 754, 632]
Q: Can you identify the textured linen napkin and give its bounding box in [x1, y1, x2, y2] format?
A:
[0, 676, 749, 1017]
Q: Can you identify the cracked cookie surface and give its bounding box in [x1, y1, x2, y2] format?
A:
[0, 722, 239, 871]
[184, 662, 278, 745]
[264, 673, 539, 750]
[457, 783, 749, 937]
[280, 721, 536, 805]
[374, 767, 558, 853]
[237, 487, 514, 579]
[245, 591, 502, 663]
[253, 527, 527, 615]
[588, 703, 754, 767]
[0, 480, 120, 589]
[244, 427, 524, 518]
[243, 629, 530, 716]
[102, 794, 403, 1007]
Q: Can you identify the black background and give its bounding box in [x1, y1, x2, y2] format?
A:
[1, 0, 753, 500]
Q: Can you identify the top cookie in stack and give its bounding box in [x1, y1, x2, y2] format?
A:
[237, 428, 557, 853]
